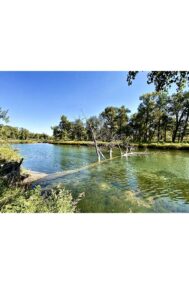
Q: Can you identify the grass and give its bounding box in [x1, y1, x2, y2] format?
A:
[0, 144, 21, 162]
[132, 142, 189, 150]
[0, 139, 48, 144]
[49, 140, 109, 146]
[2, 139, 189, 150]
[49, 140, 189, 150]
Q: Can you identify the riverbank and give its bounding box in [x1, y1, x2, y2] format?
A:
[0, 139, 56, 144]
[1, 139, 189, 150]
[48, 140, 108, 146]
[22, 170, 48, 185]
[0, 139, 44, 144]
[134, 143, 189, 150]
[49, 140, 189, 150]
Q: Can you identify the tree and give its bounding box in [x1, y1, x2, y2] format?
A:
[127, 71, 189, 92]
[116, 106, 130, 137]
[51, 125, 62, 140]
[71, 119, 87, 141]
[168, 91, 189, 142]
[0, 107, 9, 123]
[153, 92, 168, 142]
[180, 93, 189, 142]
[86, 116, 101, 140]
[52, 115, 72, 140]
[19, 128, 30, 140]
[85, 115, 105, 162]
[59, 115, 72, 140]
[100, 107, 119, 141]
[137, 93, 157, 142]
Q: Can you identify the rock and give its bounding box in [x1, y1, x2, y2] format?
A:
[0, 158, 24, 185]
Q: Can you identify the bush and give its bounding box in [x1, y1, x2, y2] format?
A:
[0, 144, 21, 162]
[0, 183, 83, 213]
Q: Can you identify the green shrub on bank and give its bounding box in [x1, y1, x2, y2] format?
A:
[0, 183, 83, 213]
[0, 144, 21, 162]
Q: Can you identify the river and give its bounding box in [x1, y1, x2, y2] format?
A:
[13, 143, 189, 213]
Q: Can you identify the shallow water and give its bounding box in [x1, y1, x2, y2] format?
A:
[13, 143, 189, 213]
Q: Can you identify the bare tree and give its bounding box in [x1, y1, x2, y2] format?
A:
[82, 111, 105, 162]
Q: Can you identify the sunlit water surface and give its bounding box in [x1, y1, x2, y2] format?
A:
[13, 143, 189, 213]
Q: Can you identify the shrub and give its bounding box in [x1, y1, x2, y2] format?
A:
[0, 183, 83, 213]
[0, 144, 21, 162]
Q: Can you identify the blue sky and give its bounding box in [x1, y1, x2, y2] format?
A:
[0, 71, 155, 135]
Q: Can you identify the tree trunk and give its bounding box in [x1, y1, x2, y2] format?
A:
[181, 112, 189, 142]
[164, 127, 167, 142]
[172, 112, 184, 142]
[157, 119, 161, 142]
[88, 122, 104, 162]
[109, 148, 113, 159]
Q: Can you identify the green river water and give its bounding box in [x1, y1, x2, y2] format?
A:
[13, 143, 189, 213]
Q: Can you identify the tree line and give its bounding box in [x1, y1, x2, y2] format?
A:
[0, 124, 50, 141]
[0, 107, 50, 141]
[52, 90, 189, 143]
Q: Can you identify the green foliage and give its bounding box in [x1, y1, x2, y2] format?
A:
[168, 91, 189, 142]
[0, 107, 9, 123]
[53, 106, 130, 143]
[128, 91, 189, 143]
[0, 144, 21, 162]
[0, 124, 51, 141]
[52, 92, 189, 144]
[86, 116, 101, 140]
[52, 115, 87, 141]
[127, 71, 189, 92]
[0, 141, 81, 213]
[71, 119, 87, 140]
[0, 183, 83, 213]
[100, 106, 120, 141]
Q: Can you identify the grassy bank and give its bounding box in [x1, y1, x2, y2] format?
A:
[49, 140, 189, 150]
[133, 142, 189, 150]
[0, 144, 21, 162]
[2, 139, 189, 150]
[49, 140, 108, 146]
[0, 139, 52, 144]
[0, 139, 38, 144]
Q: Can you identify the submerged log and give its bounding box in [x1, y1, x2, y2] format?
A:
[122, 152, 149, 157]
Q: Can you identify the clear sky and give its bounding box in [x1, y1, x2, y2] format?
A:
[0, 71, 155, 135]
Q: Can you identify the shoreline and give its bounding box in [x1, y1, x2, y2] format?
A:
[1, 139, 189, 150]
[49, 141, 189, 150]
[22, 170, 48, 185]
